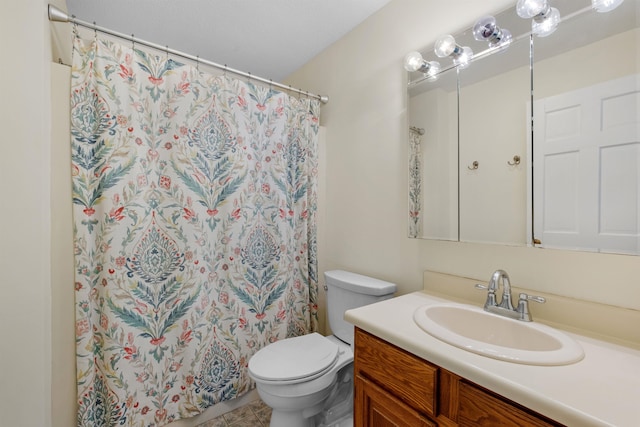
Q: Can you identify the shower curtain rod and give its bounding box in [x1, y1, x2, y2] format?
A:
[47, 4, 329, 104]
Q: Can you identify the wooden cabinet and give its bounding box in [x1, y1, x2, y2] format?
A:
[355, 375, 436, 427]
[354, 328, 564, 427]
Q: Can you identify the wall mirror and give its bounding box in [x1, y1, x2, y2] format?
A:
[407, 0, 640, 255]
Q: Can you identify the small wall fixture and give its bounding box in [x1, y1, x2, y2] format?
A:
[592, 0, 624, 12]
[516, 0, 561, 37]
[434, 35, 473, 69]
[473, 16, 513, 49]
[508, 155, 521, 166]
[404, 51, 441, 79]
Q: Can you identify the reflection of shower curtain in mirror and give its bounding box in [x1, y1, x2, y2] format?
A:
[409, 128, 423, 238]
[70, 35, 319, 426]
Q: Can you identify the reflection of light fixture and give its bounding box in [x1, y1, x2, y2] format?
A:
[472, 16, 513, 49]
[516, 0, 561, 37]
[592, 0, 624, 12]
[403, 51, 441, 79]
[434, 35, 473, 69]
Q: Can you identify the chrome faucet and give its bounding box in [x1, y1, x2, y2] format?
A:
[475, 270, 545, 322]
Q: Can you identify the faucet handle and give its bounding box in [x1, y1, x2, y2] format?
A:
[475, 283, 497, 308]
[517, 293, 545, 322]
[519, 293, 545, 304]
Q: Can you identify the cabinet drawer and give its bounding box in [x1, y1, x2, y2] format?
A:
[458, 381, 563, 426]
[354, 328, 438, 418]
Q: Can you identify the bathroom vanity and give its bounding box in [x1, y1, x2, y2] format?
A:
[355, 328, 559, 426]
[346, 284, 640, 426]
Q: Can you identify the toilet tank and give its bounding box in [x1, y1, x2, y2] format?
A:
[324, 270, 397, 345]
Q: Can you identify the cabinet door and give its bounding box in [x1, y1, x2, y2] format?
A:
[355, 374, 437, 427]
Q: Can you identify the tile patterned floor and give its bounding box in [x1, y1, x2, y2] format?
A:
[196, 398, 271, 427]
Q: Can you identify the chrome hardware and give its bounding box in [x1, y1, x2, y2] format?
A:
[474, 283, 497, 309]
[475, 270, 545, 321]
[517, 292, 546, 322]
[468, 160, 479, 170]
[508, 155, 521, 166]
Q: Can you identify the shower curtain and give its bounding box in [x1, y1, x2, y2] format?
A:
[408, 127, 423, 238]
[71, 34, 319, 426]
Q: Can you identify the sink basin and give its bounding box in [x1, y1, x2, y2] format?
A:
[413, 303, 584, 365]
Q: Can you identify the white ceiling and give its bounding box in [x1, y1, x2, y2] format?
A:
[64, 0, 392, 81]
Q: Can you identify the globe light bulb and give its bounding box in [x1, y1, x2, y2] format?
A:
[404, 51, 425, 72]
[592, 0, 624, 12]
[473, 16, 498, 41]
[516, 0, 548, 19]
[452, 46, 473, 69]
[434, 35, 456, 58]
[424, 61, 441, 80]
[532, 7, 560, 37]
[473, 15, 512, 49]
[492, 29, 512, 48]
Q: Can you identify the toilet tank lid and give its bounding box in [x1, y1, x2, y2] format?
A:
[324, 270, 397, 296]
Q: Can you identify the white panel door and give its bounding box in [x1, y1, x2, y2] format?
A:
[533, 74, 640, 253]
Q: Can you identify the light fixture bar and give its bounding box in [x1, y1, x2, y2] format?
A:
[407, 2, 599, 88]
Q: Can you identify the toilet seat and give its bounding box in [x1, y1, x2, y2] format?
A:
[249, 333, 339, 384]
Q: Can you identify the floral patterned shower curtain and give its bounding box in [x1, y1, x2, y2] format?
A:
[71, 34, 319, 426]
[408, 127, 423, 238]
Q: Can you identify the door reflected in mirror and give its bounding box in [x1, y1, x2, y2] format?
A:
[532, 1, 639, 254]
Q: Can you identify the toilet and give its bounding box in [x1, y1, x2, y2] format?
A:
[248, 270, 397, 427]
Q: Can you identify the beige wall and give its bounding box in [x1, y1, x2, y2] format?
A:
[286, 0, 640, 313]
[459, 65, 529, 245]
[1, 1, 75, 426]
[1, 1, 52, 426]
[51, 63, 76, 427]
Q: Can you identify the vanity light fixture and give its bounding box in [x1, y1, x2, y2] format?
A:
[516, 0, 561, 37]
[434, 34, 473, 69]
[472, 16, 513, 49]
[592, 0, 624, 12]
[403, 51, 441, 80]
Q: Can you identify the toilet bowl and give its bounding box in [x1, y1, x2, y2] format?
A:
[250, 334, 353, 427]
[248, 270, 397, 427]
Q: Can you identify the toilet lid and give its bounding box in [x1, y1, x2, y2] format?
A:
[249, 333, 339, 382]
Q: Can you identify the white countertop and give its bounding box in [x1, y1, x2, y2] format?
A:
[345, 291, 640, 427]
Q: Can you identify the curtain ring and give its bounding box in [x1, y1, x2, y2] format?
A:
[131, 34, 135, 50]
[196, 55, 200, 71]
[508, 155, 521, 166]
[165, 45, 169, 61]
[223, 64, 227, 77]
[468, 161, 479, 170]
[93, 21, 97, 41]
